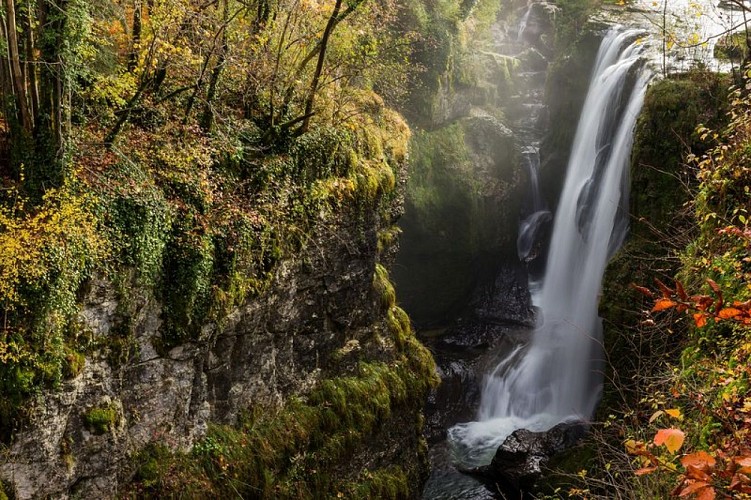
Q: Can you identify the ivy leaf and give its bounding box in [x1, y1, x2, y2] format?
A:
[654, 428, 685, 454]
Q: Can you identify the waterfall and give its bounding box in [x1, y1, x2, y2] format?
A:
[517, 146, 550, 264]
[448, 27, 652, 465]
[517, 3, 534, 41]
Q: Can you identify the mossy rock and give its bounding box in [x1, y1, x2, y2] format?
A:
[83, 404, 119, 435]
[714, 31, 748, 61]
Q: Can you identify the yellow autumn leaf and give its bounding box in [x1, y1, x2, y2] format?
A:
[665, 408, 683, 420]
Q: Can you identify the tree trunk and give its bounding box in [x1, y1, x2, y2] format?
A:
[129, 0, 143, 72]
[299, 0, 343, 134]
[200, 0, 229, 132]
[5, 0, 32, 133]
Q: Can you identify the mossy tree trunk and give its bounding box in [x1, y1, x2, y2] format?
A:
[0, 0, 87, 195]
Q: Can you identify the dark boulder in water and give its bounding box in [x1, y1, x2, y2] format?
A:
[461, 421, 589, 493]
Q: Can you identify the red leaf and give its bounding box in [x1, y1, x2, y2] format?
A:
[730, 473, 751, 490]
[676, 280, 689, 301]
[631, 283, 654, 298]
[653, 299, 678, 312]
[681, 451, 716, 471]
[714, 297, 724, 315]
[694, 313, 708, 328]
[693, 295, 714, 311]
[654, 428, 685, 453]
[697, 485, 716, 500]
[656, 278, 674, 298]
[679, 481, 710, 497]
[707, 278, 721, 294]
[685, 465, 712, 482]
[635, 466, 657, 476]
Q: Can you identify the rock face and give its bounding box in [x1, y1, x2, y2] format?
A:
[0, 205, 431, 498]
[465, 421, 589, 492]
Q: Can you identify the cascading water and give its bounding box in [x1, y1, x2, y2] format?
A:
[517, 147, 550, 265]
[448, 26, 653, 466]
[517, 3, 534, 41]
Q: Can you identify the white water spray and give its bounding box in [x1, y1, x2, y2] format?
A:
[449, 27, 652, 465]
[517, 3, 534, 41]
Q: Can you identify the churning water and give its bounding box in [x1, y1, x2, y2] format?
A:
[448, 27, 653, 467]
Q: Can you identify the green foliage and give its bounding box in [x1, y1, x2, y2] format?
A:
[83, 404, 119, 435]
[714, 32, 748, 61]
[0, 0, 436, 494]
[631, 71, 730, 239]
[553, 0, 599, 48]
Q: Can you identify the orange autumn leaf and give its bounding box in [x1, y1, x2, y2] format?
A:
[635, 466, 657, 476]
[697, 485, 716, 500]
[735, 457, 751, 474]
[653, 299, 678, 312]
[654, 428, 685, 454]
[718, 308, 743, 319]
[685, 466, 712, 483]
[680, 481, 711, 497]
[681, 451, 716, 470]
[694, 313, 708, 328]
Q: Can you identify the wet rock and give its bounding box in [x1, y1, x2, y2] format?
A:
[424, 360, 481, 443]
[519, 48, 548, 72]
[466, 264, 533, 327]
[463, 421, 589, 491]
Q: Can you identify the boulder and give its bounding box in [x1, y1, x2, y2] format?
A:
[462, 421, 589, 492]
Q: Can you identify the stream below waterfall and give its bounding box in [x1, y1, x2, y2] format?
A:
[417, 2, 739, 498]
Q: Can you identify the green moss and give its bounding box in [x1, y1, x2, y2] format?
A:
[130, 265, 436, 497]
[62, 350, 85, 379]
[714, 31, 748, 61]
[83, 404, 119, 435]
[134, 360, 433, 497]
